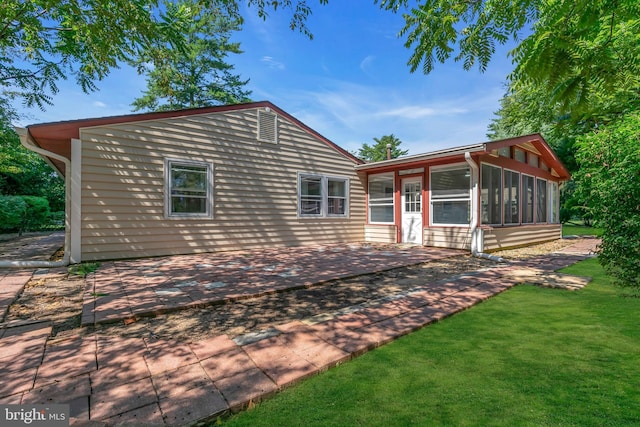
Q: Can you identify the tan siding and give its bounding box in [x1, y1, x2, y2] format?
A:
[79, 108, 365, 261]
[424, 227, 472, 250]
[364, 225, 397, 243]
[483, 225, 561, 252]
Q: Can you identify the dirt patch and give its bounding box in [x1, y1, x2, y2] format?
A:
[5, 239, 586, 343]
[4, 270, 85, 334]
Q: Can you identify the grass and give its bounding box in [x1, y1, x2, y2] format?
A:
[562, 221, 603, 237]
[221, 258, 640, 427]
[68, 262, 100, 277]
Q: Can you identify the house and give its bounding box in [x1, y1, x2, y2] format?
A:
[22, 101, 570, 263]
[23, 101, 367, 262]
[356, 134, 570, 253]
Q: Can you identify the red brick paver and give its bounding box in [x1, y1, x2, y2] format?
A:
[0, 239, 599, 426]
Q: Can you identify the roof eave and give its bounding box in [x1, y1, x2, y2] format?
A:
[354, 143, 486, 171]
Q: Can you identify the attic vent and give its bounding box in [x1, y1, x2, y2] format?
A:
[258, 110, 278, 143]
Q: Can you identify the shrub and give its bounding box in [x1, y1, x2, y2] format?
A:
[20, 196, 51, 232]
[575, 113, 640, 287]
[0, 196, 27, 232]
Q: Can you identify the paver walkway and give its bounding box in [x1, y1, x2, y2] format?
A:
[82, 244, 461, 326]
[0, 231, 65, 321]
[0, 239, 599, 426]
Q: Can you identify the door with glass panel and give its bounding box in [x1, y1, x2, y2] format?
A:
[401, 178, 423, 244]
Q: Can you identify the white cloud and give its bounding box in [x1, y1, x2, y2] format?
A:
[266, 78, 504, 155]
[261, 56, 286, 70]
[93, 101, 107, 108]
[376, 105, 467, 119]
[359, 55, 375, 74]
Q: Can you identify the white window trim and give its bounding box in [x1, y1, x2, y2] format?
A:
[297, 172, 349, 218]
[429, 163, 472, 227]
[368, 172, 395, 225]
[164, 158, 214, 219]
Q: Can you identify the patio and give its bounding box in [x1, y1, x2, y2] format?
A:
[82, 243, 462, 325]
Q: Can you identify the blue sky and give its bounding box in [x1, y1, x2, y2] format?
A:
[17, 1, 518, 156]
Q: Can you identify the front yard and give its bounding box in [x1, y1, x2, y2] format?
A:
[223, 257, 640, 426]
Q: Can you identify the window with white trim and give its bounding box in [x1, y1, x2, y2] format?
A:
[328, 177, 348, 215]
[165, 159, 213, 218]
[431, 165, 471, 225]
[481, 164, 502, 225]
[503, 169, 520, 224]
[298, 173, 348, 217]
[368, 173, 394, 223]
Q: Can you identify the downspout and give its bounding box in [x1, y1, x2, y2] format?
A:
[0, 129, 71, 268]
[464, 152, 505, 263]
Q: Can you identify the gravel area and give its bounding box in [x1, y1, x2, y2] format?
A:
[4, 238, 584, 343]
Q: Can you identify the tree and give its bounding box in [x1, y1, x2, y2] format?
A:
[378, 0, 640, 123]
[357, 134, 408, 162]
[0, 116, 64, 211]
[574, 114, 640, 287]
[0, 0, 194, 110]
[1, 0, 325, 114]
[131, 1, 251, 112]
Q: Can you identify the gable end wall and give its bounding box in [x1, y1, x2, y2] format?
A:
[78, 108, 365, 260]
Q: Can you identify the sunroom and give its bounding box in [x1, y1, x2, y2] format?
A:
[356, 134, 571, 253]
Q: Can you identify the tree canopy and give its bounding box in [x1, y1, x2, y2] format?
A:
[574, 114, 640, 288]
[0, 0, 325, 113]
[1, 0, 192, 110]
[378, 0, 640, 122]
[131, 0, 252, 112]
[357, 134, 408, 162]
[477, 0, 640, 286]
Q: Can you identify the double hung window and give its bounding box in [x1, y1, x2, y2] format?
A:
[298, 173, 348, 217]
[166, 159, 214, 218]
[430, 166, 471, 225]
[368, 174, 394, 223]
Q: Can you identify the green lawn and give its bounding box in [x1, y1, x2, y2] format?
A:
[221, 258, 640, 427]
[562, 222, 603, 237]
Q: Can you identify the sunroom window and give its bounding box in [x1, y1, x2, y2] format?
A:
[503, 169, 520, 224]
[431, 166, 470, 225]
[549, 182, 559, 224]
[368, 173, 394, 223]
[522, 175, 535, 223]
[536, 178, 547, 223]
[166, 159, 213, 218]
[298, 173, 348, 218]
[481, 164, 502, 225]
